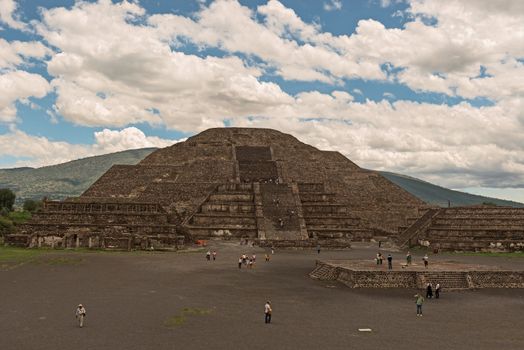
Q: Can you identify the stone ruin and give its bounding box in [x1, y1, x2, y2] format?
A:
[310, 260, 524, 289]
[6, 127, 524, 251]
[398, 206, 524, 252]
[6, 128, 425, 250]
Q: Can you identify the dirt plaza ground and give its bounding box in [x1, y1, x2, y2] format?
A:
[1, 242, 523, 350]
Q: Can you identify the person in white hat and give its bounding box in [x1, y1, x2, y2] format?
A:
[75, 304, 86, 327]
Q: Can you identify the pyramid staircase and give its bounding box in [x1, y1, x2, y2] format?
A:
[298, 183, 372, 242]
[416, 271, 471, 290]
[185, 183, 258, 239]
[309, 262, 339, 280]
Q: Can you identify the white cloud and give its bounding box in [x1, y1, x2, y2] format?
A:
[0, 38, 50, 69]
[35, 0, 293, 131]
[0, 127, 180, 168]
[0, 70, 51, 123]
[93, 127, 179, 154]
[0, 0, 26, 30]
[324, 0, 342, 11]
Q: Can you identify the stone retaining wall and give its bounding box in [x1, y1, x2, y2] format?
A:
[310, 261, 524, 289]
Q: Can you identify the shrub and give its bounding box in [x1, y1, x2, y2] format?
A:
[0, 216, 15, 236]
[23, 199, 43, 213]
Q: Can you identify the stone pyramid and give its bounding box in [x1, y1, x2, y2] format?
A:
[13, 128, 427, 249]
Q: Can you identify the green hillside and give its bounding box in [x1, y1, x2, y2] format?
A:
[1, 147, 522, 208]
[0, 148, 156, 204]
[379, 171, 524, 208]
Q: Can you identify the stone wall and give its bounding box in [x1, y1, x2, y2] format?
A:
[309, 261, 524, 289]
[419, 207, 524, 252]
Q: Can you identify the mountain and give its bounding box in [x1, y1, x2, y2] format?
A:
[1, 147, 522, 207]
[0, 148, 157, 204]
[379, 171, 524, 208]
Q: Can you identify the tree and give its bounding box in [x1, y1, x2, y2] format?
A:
[0, 216, 15, 236]
[0, 188, 16, 212]
[23, 199, 43, 213]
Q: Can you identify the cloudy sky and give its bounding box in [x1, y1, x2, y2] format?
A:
[1, 0, 523, 202]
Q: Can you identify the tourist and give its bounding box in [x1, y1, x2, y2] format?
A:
[378, 240, 382, 248]
[435, 283, 441, 299]
[264, 301, 272, 324]
[278, 218, 284, 228]
[248, 259, 253, 269]
[376, 253, 380, 266]
[378, 252, 383, 265]
[206, 251, 211, 261]
[414, 294, 424, 316]
[423, 254, 429, 268]
[426, 282, 433, 299]
[317, 244, 321, 254]
[265, 253, 270, 262]
[387, 254, 393, 270]
[238, 257, 242, 269]
[75, 304, 86, 328]
[406, 251, 412, 265]
[212, 251, 217, 261]
[242, 254, 247, 265]
[271, 247, 275, 255]
[252, 254, 256, 262]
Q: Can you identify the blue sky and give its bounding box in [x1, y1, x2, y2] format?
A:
[1, 0, 524, 202]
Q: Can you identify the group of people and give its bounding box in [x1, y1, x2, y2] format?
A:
[375, 252, 394, 270]
[205, 250, 217, 261]
[238, 253, 257, 269]
[425, 282, 441, 299]
[414, 282, 442, 316]
[375, 252, 430, 269]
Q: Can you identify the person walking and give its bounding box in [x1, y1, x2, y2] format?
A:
[387, 254, 393, 270]
[423, 254, 429, 268]
[414, 294, 424, 316]
[406, 251, 412, 265]
[317, 244, 321, 254]
[212, 251, 217, 261]
[378, 253, 383, 265]
[435, 283, 441, 299]
[206, 251, 211, 261]
[426, 282, 433, 299]
[252, 254, 256, 262]
[265, 253, 270, 262]
[75, 304, 86, 327]
[376, 253, 380, 266]
[238, 257, 242, 269]
[264, 301, 272, 324]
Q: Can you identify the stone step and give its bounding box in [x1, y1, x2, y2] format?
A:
[299, 193, 336, 202]
[190, 215, 256, 226]
[430, 225, 524, 231]
[186, 226, 257, 239]
[208, 193, 254, 201]
[201, 203, 255, 214]
[216, 183, 253, 192]
[302, 205, 349, 215]
[309, 227, 372, 239]
[297, 183, 325, 193]
[309, 263, 338, 280]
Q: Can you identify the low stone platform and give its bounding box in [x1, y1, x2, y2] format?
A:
[310, 259, 524, 289]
